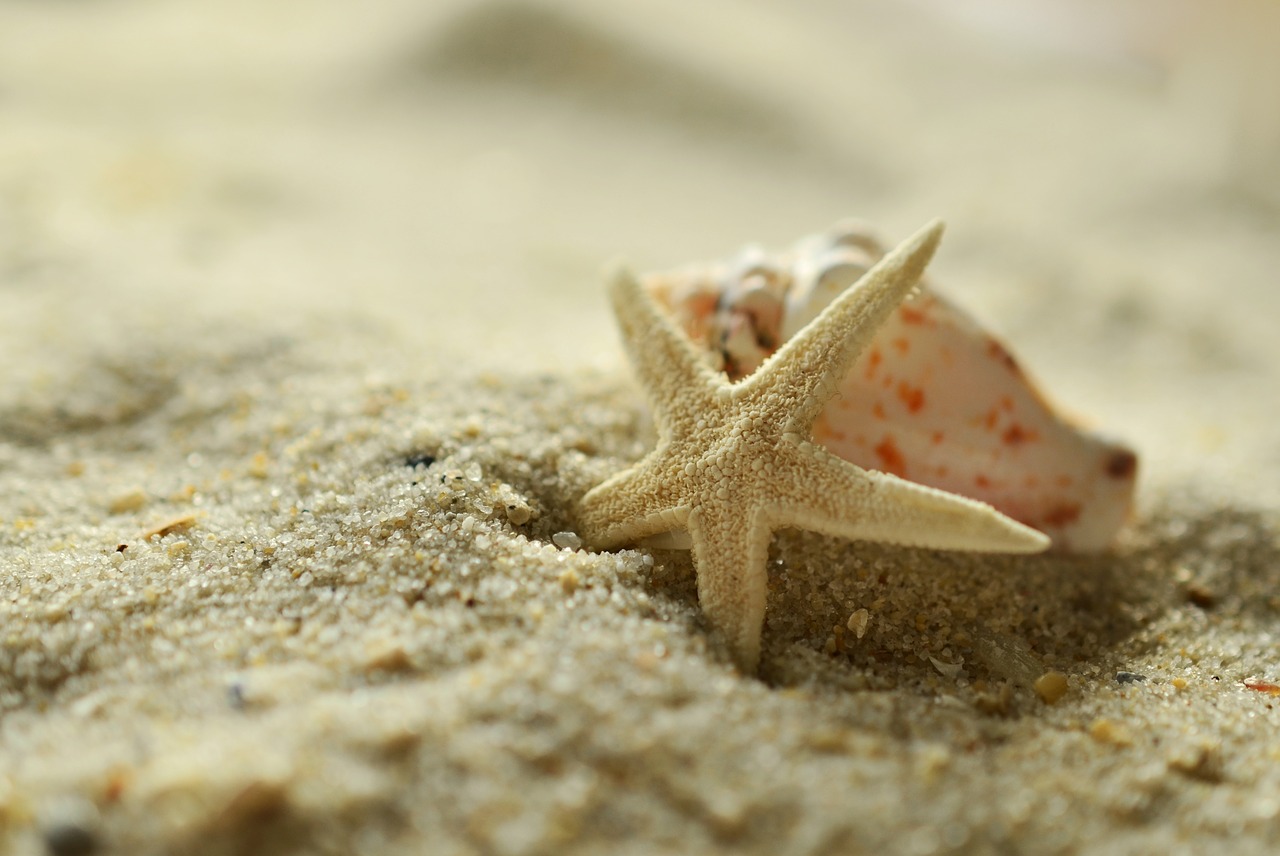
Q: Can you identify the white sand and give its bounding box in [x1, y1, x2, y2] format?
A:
[2, 1, 1279, 854]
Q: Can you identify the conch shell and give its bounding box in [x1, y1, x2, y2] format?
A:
[643, 221, 1136, 551]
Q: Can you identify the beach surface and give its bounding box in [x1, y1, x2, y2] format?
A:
[2, 1, 1278, 853]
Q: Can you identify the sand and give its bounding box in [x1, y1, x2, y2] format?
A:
[1, 1, 1279, 854]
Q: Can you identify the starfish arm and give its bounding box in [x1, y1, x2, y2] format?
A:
[608, 267, 722, 437]
[687, 503, 773, 673]
[736, 220, 944, 434]
[577, 461, 690, 550]
[770, 442, 1051, 553]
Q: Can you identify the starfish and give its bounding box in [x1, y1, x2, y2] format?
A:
[578, 220, 1050, 672]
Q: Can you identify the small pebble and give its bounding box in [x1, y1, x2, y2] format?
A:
[1184, 583, 1216, 609]
[213, 780, 288, 829]
[558, 568, 581, 593]
[1033, 671, 1069, 704]
[846, 608, 870, 639]
[1088, 718, 1133, 746]
[1242, 678, 1280, 696]
[973, 683, 1013, 717]
[248, 451, 270, 479]
[552, 531, 582, 551]
[107, 489, 147, 514]
[404, 453, 437, 469]
[40, 797, 101, 856]
[141, 514, 197, 540]
[363, 641, 413, 673]
[43, 823, 99, 856]
[504, 498, 532, 526]
[1168, 742, 1225, 783]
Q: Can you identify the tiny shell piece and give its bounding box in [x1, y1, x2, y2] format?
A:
[141, 513, 198, 540]
[644, 220, 1137, 551]
[847, 608, 870, 639]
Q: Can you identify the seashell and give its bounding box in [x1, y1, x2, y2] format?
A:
[643, 220, 1137, 551]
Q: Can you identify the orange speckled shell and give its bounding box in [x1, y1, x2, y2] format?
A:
[644, 223, 1137, 551]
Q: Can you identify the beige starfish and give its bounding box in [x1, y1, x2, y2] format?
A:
[579, 220, 1049, 672]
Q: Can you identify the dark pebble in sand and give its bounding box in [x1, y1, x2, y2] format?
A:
[43, 823, 99, 856]
[404, 453, 437, 469]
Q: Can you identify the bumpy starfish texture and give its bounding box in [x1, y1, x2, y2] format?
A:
[579, 221, 1050, 672]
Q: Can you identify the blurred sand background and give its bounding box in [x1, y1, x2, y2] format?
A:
[1, 1, 1278, 853]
